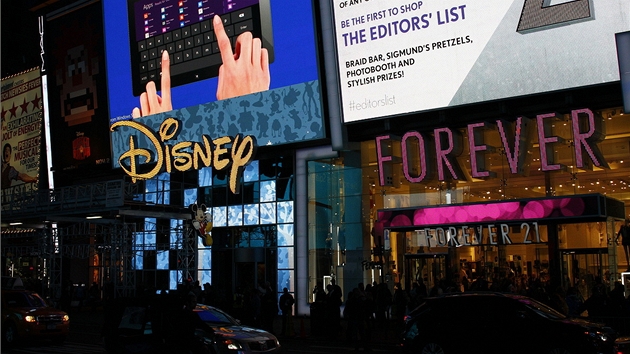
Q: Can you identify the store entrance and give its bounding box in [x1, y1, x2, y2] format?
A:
[234, 248, 265, 291]
[561, 248, 609, 300]
[403, 253, 450, 293]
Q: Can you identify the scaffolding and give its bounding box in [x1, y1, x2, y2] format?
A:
[2, 178, 195, 299]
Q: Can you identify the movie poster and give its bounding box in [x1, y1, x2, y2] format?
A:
[1, 68, 43, 209]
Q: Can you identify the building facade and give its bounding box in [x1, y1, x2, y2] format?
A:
[2, 0, 630, 319]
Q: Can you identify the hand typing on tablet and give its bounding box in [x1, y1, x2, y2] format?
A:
[132, 14, 270, 118]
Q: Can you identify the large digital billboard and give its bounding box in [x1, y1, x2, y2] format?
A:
[332, 0, 629, 123]
[45, 1, 113, 178]
[104, 0, 326, 166]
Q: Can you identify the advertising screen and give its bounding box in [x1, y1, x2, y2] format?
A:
[104, 0, 326, 165]
[332, 0, 629, 123]
[45, 1, 113, 178]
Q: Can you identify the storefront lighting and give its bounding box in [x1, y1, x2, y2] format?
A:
[9, 222, 22, 226]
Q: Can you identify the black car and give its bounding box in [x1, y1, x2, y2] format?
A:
[615, 336, 630, 354]
[102, 294, 281, 354]
[400, 292, 617, 354]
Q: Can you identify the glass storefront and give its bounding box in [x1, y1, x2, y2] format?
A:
[128, 154, 297, 302]
[306, 106, 630, 301]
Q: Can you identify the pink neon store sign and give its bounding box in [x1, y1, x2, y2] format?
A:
[376, 108, 608, 185]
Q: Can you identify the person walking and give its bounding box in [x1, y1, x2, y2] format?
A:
[279, 287, 294, 336]
[326, 279, 343, 338]
[260, 282, 277, 334]
[344, 288, 371, 351]
[616, 219, 630, 271]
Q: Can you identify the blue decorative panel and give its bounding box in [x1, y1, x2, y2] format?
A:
[277, 270, 294, 293]
[260, 181, 276, 202]
[133, 234, 143, 250]
[170, 219, 183, 246]
[277, 247, 294, 269]
[145, 180, 157, 204]
[170, 271, 179, 291]
[277, 201, 293, 223]
[198, 270, 212, 286]
[199, 167, 213, 187]
[212, 207, 227, 227]
[260, 203, 276, 225]
[198, 249, 212, 269]
[145, 218, 156, 231]
[277, 224, 294, 246]
[134, 251, 143, 270]
[157, 250, 169, 270]
[243, 204, 259, 225]
[244, 161, 259, 182]
[184, 189, 198, 207]
[144, 232, 156, 248]
[228, 205, 243, 226]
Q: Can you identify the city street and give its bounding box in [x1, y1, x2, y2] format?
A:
[1, 307, 402, 354]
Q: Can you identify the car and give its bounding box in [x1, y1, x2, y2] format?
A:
[400, 292, 617, 354]
[614, 336, 630, 354]
[103, 294, 282, 354]
[1, 278, 70, 347]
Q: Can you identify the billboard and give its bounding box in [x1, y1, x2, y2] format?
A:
[332, 0, 629, 122]
[45, 1, 113, 178]
[1, 68, 42, 206]
[104, 0, 326, 168]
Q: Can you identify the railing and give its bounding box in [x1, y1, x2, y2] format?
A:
[1, 179, 141, 219]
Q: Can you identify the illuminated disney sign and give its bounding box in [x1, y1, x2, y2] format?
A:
[110, 117, 256, 194]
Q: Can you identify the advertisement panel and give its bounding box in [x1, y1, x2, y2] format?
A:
[45, 1, 113, 178]
[105, 0, 326, 168]
[1, 68, 42, 207]
[332, 0, 629, 122]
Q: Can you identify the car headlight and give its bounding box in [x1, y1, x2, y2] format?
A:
[222, 339, 243, 350]
[62, 315, 70, 322]
[25, 315, 36, 323]
[586, 331, 610, 342]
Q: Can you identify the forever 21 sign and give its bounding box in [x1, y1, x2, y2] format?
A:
[419, 222, 542, 247]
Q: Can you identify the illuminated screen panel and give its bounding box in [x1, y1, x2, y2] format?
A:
[104, 0, 326, 162]
[44, 2, 113, 175]
[332, 0, 629, 122]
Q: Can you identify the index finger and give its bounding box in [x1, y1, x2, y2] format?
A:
[160, 49, 171, 108]
[213, 15, 234, 66]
